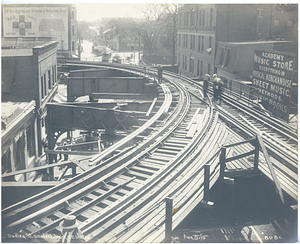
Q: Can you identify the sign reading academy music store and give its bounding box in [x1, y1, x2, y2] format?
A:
[3, 6, 69, 50]
[252, 49, 295, 121]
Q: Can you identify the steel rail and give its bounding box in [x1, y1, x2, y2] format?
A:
[2, 63, 197, 240]
[2, 76, 173, 230]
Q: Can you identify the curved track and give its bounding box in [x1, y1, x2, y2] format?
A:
[2, 61, 297, 243]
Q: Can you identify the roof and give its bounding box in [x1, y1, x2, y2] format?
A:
[1, 101, 34, 129]
[1, 37, 57, 57]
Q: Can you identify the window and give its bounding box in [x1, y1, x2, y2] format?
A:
[210, 9, 213, 26]
[190, 57, 194, 73]
[48, 70, 51, 90]
[182, 55, 185, 69]
[191, 35, 195, 50]
[185, 56, 187, 70]
[2, 149, 11, 174]
[223, 49, 231, 67]
[186, 35, 188, 48]
[208, 63, 210, 74]
[52, 66, 56, 86]
[218, 47, 225, 65]
[41, 76, 44, 99]
[72, 11, 75, 19]
[197, 60, 200, 76]
[179, 34, 181, 47]
[43, 74, 47, 96]
[72, 26, 75, 35]
[203, 10, 205, 26]
[287, 21, 292, 27]
[178, 54, 180, 66]
[201, 36, 204, 52]
[274, 20, 279, 26]
[190, 9, 196, 26]
[179, 13, 182, 26]
[26, 125, 35, 158]
[198, 36, 201, 51]
[72, 41, 75, 51]
[199, 10, 202, 26]
[200, 61, 203, 77]
[209, 37, 212, 48]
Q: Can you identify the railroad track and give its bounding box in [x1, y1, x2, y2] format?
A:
[3, 64, 227, 243]
[2, 61, 297, 243]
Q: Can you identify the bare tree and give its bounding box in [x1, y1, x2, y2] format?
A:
[138, 4, 166, 55]
[162, 4, 181, 65]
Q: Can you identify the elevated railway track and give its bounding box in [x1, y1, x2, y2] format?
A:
[2, 61, 297, 243]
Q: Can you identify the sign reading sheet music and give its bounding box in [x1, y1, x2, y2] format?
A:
[252, 49, 295, 121]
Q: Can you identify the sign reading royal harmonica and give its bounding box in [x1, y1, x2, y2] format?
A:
[252, 50, 295, 121]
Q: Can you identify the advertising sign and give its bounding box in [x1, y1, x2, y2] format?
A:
[2, 6, 69, 50]
[252, 50, 295, 121]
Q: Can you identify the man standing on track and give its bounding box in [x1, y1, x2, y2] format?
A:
[157, 65, 163, 84]
[217, 77, 223, 105]
[203, 74, 210, 99]
[212, 74, 218, 102]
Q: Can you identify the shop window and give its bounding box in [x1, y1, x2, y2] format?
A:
[223, 49, 231, 68]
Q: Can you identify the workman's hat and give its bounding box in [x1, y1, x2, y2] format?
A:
[212, 74, 217, 78]
[59, 215, 79, 230]
[204, 74, 210, 77]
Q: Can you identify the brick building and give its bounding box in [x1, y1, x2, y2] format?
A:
[177, 4, 298, 79]
[2, 38, 59, 156]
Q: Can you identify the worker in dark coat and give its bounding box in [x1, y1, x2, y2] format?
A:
[217, 77, 223, 105]
[212, 74, 218, 101]
[157, 65, 163, 83]
[203, 74, 210, 98]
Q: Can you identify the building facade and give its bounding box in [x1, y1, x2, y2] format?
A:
[2, 4, 79, 60]
[2, 38, 59, 156]
[2, 101, 38, 181]
[177, 4, 298, 79]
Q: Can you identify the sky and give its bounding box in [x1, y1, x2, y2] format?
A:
[2, 1, 298, 22]
[75, 4, 147, 22]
